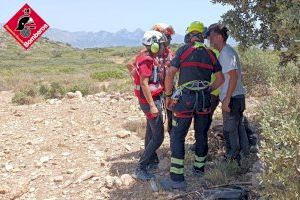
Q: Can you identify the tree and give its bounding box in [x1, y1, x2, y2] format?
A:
[211, 0, 300, 64]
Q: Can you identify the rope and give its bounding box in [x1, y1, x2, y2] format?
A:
[171, 80, 210, 101]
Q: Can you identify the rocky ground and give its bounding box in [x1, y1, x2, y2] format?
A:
[0, 90, 262, 200]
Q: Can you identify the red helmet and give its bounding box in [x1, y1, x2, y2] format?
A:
[152, 23, 175, 37]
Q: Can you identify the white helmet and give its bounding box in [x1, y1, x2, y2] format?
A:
[142, 30, 167, 46]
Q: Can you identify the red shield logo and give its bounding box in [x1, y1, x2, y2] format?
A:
[3, 4, 49, 50]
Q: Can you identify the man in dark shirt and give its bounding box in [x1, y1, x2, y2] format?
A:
[161, 21, 224, 190]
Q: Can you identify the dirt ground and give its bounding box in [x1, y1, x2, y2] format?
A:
[0, 90, 261, 200]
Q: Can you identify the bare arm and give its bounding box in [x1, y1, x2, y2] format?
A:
[211, 71, 224, 90]
[165, 66, 178, 95]
[222, 69, 238, 112]
[225, 69, 238, 100]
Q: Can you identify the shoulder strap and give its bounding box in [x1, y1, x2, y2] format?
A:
[204, 49, 217, 66]
[179, 45, 197, 63]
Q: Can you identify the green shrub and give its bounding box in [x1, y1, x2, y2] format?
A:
[259, 82, 300, 199]
[240, 48, 280, 87]
[57, 67, 76, 73]
[69, 82, 90, 96]
[239, 48, 300, 198]
[38, 82, 66, 99]
[39, 84, 49, 96]
[204, 161, 241, 185]
[12, 88, 38, 105]
[90, 70, 125, 81]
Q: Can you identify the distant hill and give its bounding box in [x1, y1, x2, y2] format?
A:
[44, 28, 185, 49]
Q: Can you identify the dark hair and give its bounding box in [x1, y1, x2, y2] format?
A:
[208, 24, 229, 42]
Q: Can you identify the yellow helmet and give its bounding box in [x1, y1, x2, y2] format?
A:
[186, 21, 205, 34]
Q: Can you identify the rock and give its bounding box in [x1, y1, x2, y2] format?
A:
[28, 149, 35, 155]
[114, 177, 123, 187]
[122, 117, 145, 132]
[62, 152, 71, 157]
[13, 111, 23, 117]
[34, 161, 43, 168]
[4, 148, 10, 154]
[105, 176, 115, 189]
[150, 178, 159, 192]
[9, 178, 30, 200]
[44, 120, 50, 126]
[252, 160, 265, 173]
[33, 118, 44, 124]
[66, 169, 75, 174]
[47, 99, 62, 105]
[92, 177, 100, 181]
[77, 170, 99, 183]
[95, 92, 107, 98]
[5, 163, 14, 172]
[40, 156, 51, 163]
[29, 187, 35, 193]
[120, 174, 135, 186]
[0, 185, 9, 194]
[95, 151, 103, 157]
[53, 92, 62, 99]
[47, 99, 55, 105]
[66, 92, 76, 99]
[251, 173, 262, 188]
[75, 91, 83, 98]
[31, 127, 38, 132]
[70, 106, 79, 110]
[116, 130, 131, 139]
[158, 157, 169, 170]
[30, 172, 41, 181]
[53, 176, 64, 183]
[66, 91, 82, 99]
[124, 145, 132, 151]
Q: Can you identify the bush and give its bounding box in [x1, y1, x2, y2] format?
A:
[12, 88, 38, 105]
[252, 54, 300, 198]
[238, 48, 300, 198]
[69, 82, 90, 96]
[90, 70, 125, 81]
[38, 82, 66, 99]
[259, 82, 300, 199]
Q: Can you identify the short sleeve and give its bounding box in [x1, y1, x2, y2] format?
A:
[219, 51, 238, 73]
[138, 61, 152, 77]
[170, 46, 185, 69]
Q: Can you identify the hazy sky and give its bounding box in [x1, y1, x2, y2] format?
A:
[0, 0, 231, 34]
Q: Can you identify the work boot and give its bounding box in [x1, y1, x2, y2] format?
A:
[160, 178, 187, 191]
[133, 167, 155, 181]
[147, 162, 159, 171]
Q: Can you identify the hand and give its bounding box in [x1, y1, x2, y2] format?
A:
[150, 104, 159, 117]
[222, 98, 231, 112]
[166, 97, 175, 110]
